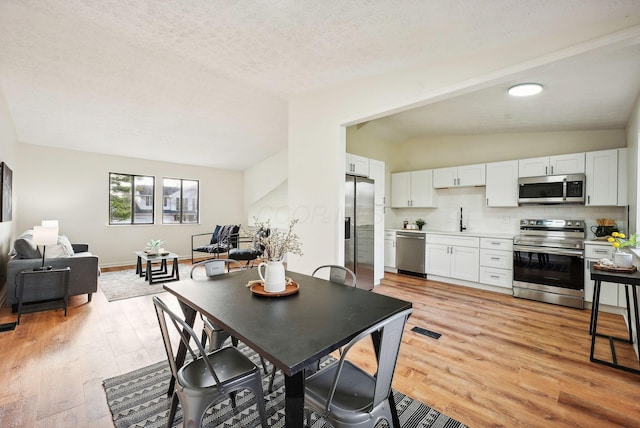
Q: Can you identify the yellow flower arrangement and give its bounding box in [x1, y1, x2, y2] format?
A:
[607, 232, 637, 249]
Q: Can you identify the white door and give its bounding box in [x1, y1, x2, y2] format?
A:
[585, 149, 618, 206]
[550, 153, 585, 175]
[369, 159, 385, 206]
[450, 246, 480, 282]
[433, 167, 458, 188]
[457, 164, 486, 187]
[410, 169, 437, 207]
[485, 160, 518, 207]
[518, 156, 550, 177]
[425, 244, 451, 276]
[391, 172, 411, 207]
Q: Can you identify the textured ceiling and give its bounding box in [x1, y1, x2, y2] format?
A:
[1, 1, 640, 169]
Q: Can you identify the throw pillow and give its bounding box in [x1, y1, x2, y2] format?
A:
[57, 235, 75, 256]
[10, 230, 41, 259]
[45, 243, 74, 258]
[209, 225, 222, 245]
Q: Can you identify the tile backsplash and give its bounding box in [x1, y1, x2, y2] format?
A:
[386, 186, 627, 238]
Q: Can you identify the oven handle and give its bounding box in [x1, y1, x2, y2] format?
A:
[513, 245, 584, 258]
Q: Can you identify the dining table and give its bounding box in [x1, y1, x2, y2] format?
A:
[163, 268, 412, 428]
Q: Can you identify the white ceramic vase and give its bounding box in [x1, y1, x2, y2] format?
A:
[614, 250, 633, 268]
[258, 260, 286, 292]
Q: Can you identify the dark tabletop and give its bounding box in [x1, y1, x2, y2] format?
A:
[164, 268, 412, 376]
[591, 264, 640, 286]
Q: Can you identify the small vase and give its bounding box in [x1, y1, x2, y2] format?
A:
[258, 260, 286, 292]
[614, 250, 633, 268]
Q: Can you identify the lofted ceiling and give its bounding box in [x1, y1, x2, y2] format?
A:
[1, 1, 640, 169]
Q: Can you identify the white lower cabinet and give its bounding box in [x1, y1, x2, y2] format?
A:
[584, 244, 621, 307]
[426, 235, 480, 282]
[479, 238, 513, 289]
[384, 230, 396, 269]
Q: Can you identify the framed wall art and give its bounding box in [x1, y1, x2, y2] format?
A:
[1, 162, 13, 222]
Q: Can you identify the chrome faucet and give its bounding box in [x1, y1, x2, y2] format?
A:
[459, 207, 466, 232]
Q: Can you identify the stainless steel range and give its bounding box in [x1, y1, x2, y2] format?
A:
[513, 219, 585, 309]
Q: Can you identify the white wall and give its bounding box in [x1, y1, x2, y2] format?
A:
[627, 96, 639, 235]
[389, 129, 626, 172]
[287, 29, 640, 275]
[0, 84, 19, 300]
[244, 149, 289, 228]
[16, 144, 245, 267]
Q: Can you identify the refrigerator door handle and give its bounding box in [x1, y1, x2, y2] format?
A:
[345, 217, 351, 240]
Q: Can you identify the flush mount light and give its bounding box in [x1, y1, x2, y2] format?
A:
[508, 83, 543, 96]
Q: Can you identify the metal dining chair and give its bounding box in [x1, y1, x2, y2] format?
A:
[304, 308, 413, 428]
[191, 259, 243, 350]
[267, 264, 357, 393]
[153, 296, 268, 428]
[190, 259, 269, 372]
[311, 264, 357, 287]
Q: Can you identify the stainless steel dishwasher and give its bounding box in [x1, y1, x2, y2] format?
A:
[396, 231, 426, 278]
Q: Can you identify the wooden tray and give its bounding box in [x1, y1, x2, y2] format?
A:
[250, 281, 299, 297]
[593, 263, 637, 273]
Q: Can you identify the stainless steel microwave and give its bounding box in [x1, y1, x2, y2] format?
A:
[518, 174, 585, 205]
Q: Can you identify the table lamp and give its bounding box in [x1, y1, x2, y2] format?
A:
[32, 225, 58, 270]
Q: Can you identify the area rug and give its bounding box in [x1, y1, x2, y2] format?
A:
[103, 344, 468, 428]
[99, 264, 192, 302]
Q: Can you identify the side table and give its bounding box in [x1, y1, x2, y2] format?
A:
[590, 265, 640, 374]
[16, 267, 71, 324]
[134, 251, 180, 284]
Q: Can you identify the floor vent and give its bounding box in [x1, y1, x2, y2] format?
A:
[0, 322, 17, 332]
[411, 326, 441, 339]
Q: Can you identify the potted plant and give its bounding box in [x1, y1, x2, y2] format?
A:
[607, 232, 636, 267]
[145, 239, 166, 255]
[415, 218, 426, 231]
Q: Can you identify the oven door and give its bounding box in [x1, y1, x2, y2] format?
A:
[513, 245, 584, 290]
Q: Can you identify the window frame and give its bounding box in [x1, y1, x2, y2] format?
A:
[108, 172, 155, 225]
[162, 177, 199, 224]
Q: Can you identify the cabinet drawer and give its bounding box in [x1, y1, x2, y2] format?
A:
[480, 249, 512, 269]
[585, 245, 614, 259]
[426, 234, 479, 248]
[479, 267, 513, 288]
[384, 231, 397, 239]
[480, 237, 513, 251]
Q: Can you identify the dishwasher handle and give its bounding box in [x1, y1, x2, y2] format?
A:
[397, 234, 425, 240]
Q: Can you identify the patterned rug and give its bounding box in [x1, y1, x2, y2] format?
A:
[103, 344, 468, 428]
[99, 264, 192, 302]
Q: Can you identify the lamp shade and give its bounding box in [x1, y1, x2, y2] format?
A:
[41, 219, 59, 230]
[32, 225, 58, 246]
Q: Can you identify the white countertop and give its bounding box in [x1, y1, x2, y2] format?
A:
[386, 228, 515, 240]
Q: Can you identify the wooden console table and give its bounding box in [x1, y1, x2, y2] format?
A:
[590, 265, 640, 374]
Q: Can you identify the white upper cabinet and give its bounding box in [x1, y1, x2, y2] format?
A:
[433, 163, 486, 188]
[345, 153, 369, 176]
[585, 149, 620, 206]
[368, 159, 385, 205]
[485, 160, 518, 207]
[390, 169, 437, 208]
[518, 153, 585, 177]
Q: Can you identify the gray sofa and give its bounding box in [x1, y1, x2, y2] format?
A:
[6, 231, 99, 311]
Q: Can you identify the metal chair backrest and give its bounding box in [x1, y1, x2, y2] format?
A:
[152, 296, 224, 391]
[190, 258, 244, 279]
[323, 308, 412, 414]
[312, 264, 357, 287]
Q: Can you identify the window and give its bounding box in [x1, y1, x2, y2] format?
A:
[109, 173, 155, 224]
[163, 178, 199, 224]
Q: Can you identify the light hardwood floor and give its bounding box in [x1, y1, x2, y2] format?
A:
[1, 268, 639, 427]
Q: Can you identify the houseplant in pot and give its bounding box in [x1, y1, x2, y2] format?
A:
[415, 218, 426, 231]
[251, 218, 303, 292]
[145, 239, 166, 255]
[607, 232, 636, 267]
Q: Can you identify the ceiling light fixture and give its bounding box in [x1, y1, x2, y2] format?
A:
[508, 83, 543, 96]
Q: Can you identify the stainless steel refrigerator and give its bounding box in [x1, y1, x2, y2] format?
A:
[345, 175, 375, 290]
